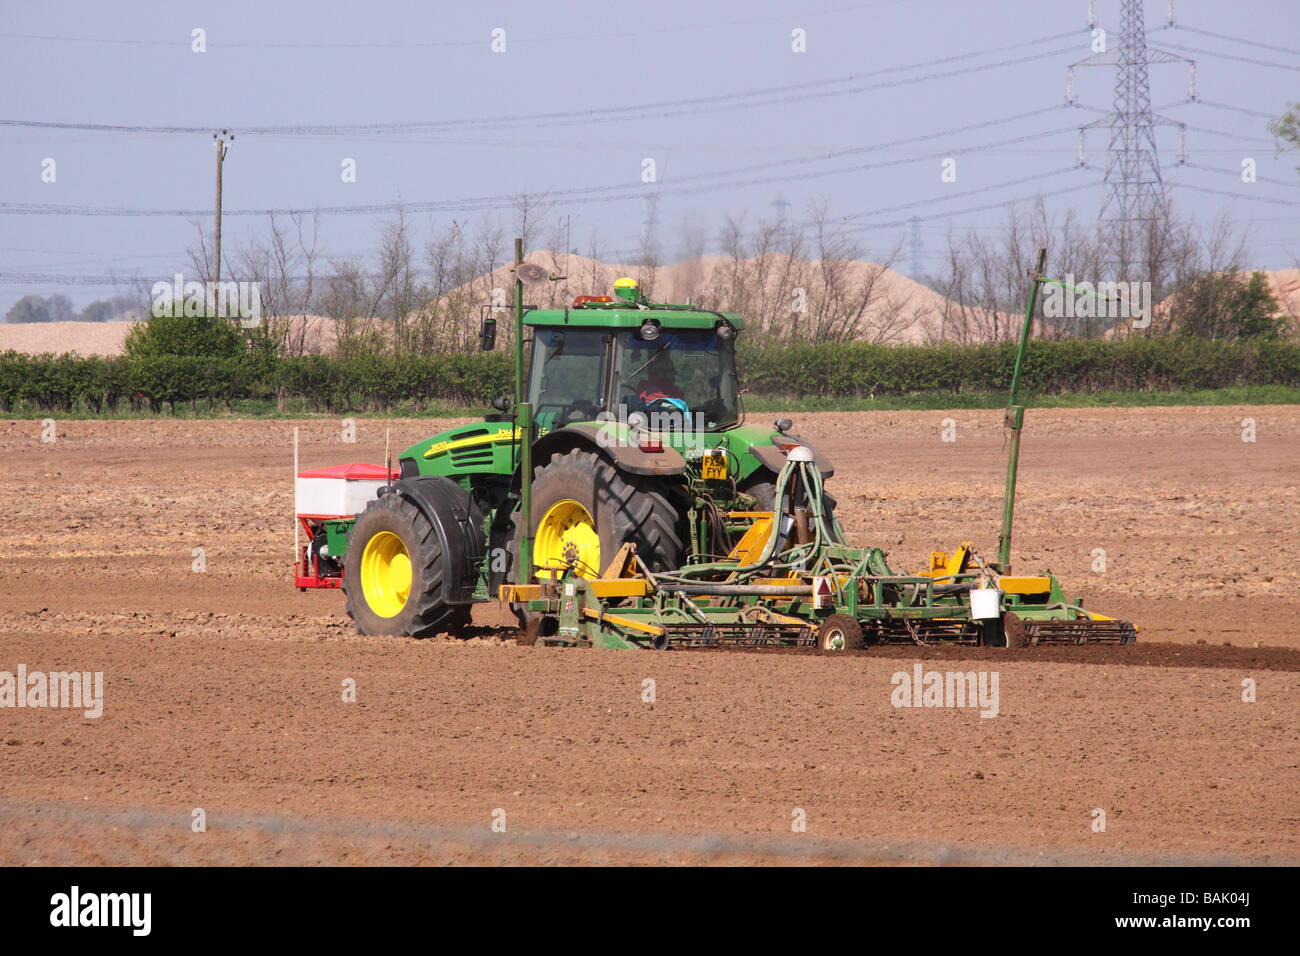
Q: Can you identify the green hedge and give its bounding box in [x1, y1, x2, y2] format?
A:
[2, 339, 1297, 415]
[735, 338, 1300, 397]
[0, 349, 514, 414]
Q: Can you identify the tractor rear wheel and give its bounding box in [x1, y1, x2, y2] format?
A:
[514, 448, 685, 582]
[343, 492, 470, 638]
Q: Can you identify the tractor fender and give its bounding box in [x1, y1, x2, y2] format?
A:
[749, 440, 835, 480]
[522, 424, 686, 483]
[384, 475, 486, 605]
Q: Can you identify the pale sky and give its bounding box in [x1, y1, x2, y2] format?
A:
[1, 0, 1297, 316]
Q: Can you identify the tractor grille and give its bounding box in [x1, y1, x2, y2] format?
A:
[450, 447, 494, 467]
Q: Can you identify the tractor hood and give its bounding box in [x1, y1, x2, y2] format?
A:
[400, 416, 831, 485]
[402, 420, 537, 480]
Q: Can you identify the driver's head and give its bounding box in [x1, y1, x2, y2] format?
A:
[644, 350, 675, 382]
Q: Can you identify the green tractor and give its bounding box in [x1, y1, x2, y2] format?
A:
[334, 273, 833, 638]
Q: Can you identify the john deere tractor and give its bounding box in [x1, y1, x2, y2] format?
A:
[335, 270, 833, 638]
[302, 246, 1135, 650]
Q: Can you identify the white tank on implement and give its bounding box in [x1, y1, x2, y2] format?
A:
[295, 463, 398, 517]
[969, 587, 1004, 621]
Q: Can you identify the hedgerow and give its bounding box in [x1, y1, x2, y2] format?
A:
[1, 337, 1295, 415]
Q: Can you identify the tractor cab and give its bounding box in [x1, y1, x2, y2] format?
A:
[525, 279, 742, 435]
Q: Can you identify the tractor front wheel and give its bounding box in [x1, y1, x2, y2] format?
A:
[343, 492, 470, 638]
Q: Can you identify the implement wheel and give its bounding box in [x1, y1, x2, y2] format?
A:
[1002, 611, 1031, 648]
[817, 613, 864, 652]
[343, 492, 470, 638]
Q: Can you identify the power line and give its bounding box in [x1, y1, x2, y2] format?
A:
[1164, 24, 1300, 58]
[0, 35, 1082, 137]
[0, 271, 148, 286]
[1156, 39, 1300, 72]
[647, 105, 1072, 191]
[1181, 161, 1300, 191]
[0, 3, 913, 50]
[1188, 98, 1283, 122]
[0, 121, 1083, 218]
[844, 181, 1099, 234]
[1175, 183, 1300, 207]
[772, 167, 1097, 238]
[1179, 123, 1276, 147]
[835, 165, 1089, 222]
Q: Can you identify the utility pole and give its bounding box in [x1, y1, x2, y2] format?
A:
[213, 130, 234, 286]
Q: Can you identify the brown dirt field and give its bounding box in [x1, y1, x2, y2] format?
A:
[0, 407, 1297, 865]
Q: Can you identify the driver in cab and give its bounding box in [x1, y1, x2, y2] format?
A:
[633, 350, 690, 420]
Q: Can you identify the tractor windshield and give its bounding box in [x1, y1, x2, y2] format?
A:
[614, 329, 739, 431]
[527, 328, 612, 429]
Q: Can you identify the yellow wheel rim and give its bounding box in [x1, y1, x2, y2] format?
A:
[359, 530, 412, 617]
[534, 499, 600, 579]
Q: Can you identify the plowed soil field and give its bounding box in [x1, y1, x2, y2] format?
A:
[1, 407, 1297, 865]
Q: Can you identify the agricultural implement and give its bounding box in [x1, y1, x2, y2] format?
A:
[294, 244, 1136, 650]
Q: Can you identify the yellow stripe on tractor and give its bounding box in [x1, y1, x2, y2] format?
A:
[424, 428, 525, 459]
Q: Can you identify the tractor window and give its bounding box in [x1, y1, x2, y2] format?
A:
[528, 328, 611, 427]
[614, 330, 739, 431]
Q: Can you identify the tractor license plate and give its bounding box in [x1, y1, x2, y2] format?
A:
[701, 454, 727, 481]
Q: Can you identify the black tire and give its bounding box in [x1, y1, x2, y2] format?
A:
[512, 448, 685, 581]
[343, 492, 470, 638]
[816, 613, 865, 651]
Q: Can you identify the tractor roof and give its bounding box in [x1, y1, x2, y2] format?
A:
[524, 307, 744, 331]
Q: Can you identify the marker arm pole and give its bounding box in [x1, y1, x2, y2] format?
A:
[996, 247, 1047, 573]
[514, 237, 534, 583]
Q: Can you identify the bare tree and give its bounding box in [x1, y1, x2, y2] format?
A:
[635, 193, 663, 299]
[185, 218, 215, 286]
[375, 211, 423, 352]
[510, 191, 557, 259]
[673, 217, 710, 305]
[232, 212, 324, 356]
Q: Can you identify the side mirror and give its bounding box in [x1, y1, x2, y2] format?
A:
[480, 317, 497, 351]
